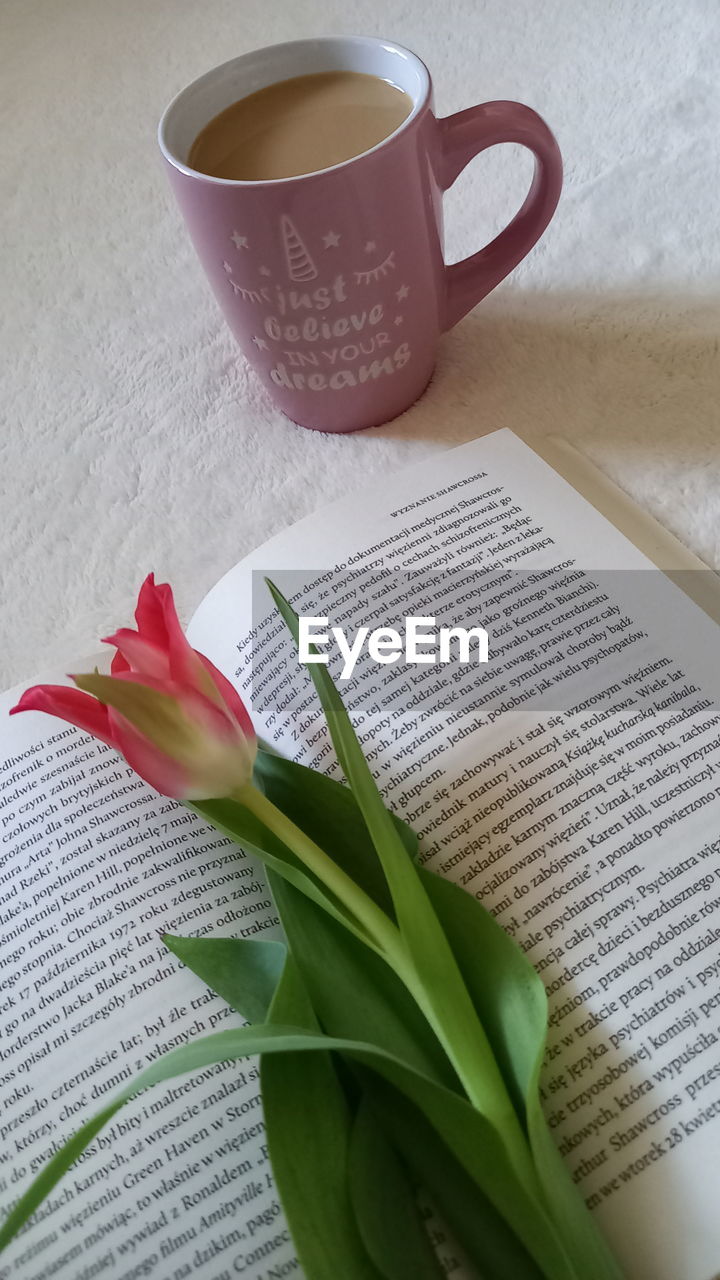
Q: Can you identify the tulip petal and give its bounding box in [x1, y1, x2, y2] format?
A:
[107, 671, 256, 795]
[108, 695, 252, 801]
[132, 577, 231, 709]
[156, 581, 210, 690]
[111, 648, 131, 676]
[10, 685, 114, 747]
[72, 671, 244, 759]
[134, 574, 168, 647]
[196, 653, 256, 742]
[72, 672, 201, 757]
[113, 670, 241, 738]
[108, 710, 189, 798]
[103, 629, 171, 682]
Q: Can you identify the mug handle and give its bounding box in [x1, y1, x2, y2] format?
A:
[439, 101, 563, 331]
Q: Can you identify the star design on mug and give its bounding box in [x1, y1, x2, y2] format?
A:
[252, 335, 269, 350]
[231, 231, 249, 249]
[396, 284, 409, 300]
[223, 261, 233, 274]
[323, 231, 341, 249]
[364, 240, 377, 253]
[394, 315, 404, 326]
[259, 266, 272, 276]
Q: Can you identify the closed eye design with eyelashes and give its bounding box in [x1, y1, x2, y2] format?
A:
[230, 282, 272, 304]
[354, 250, 396, 285]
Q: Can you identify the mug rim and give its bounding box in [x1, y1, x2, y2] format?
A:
[157, 35, 432, 188]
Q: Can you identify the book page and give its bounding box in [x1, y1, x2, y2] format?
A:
[188, 429, 720, 1280]
[0, 679, 295, 1280]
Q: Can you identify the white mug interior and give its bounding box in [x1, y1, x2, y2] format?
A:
[158, 36, 430, 183]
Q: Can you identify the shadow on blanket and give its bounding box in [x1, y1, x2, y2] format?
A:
[377, 290, 720, 465]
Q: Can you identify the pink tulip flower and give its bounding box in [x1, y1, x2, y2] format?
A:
[11, 575, 256, 800]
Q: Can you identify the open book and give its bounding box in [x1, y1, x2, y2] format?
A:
[2, 429, 719, 1280]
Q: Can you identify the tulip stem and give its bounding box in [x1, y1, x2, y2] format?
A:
[234, 785, 406, 964]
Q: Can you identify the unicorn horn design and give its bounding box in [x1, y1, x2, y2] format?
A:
[280, 215, 318, 282]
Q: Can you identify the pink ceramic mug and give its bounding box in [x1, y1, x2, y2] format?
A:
[158, 37, 562, 434]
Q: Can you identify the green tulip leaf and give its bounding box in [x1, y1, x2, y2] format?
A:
[269, 869, 458, 1088]
[261, 950, 383, 1279]
[254, 747, 417, 915]
[265, 876, 574, 1280]
[1, 1018, 571, 1277]
[419, 869, 546, 1121]
[348, 1095, 445, 1280]
[162, 934, 286, 1023]
[264, 581, 529, 1154]
[267, 871, 534, 1280]
[360, 1071, 543, 1280]
[156, 929, 440, 1280]
[420, 870, 624, 1280]
[191, 794, 374, 947]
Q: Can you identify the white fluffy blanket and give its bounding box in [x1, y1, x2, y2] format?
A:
[2, 0, 719, 689]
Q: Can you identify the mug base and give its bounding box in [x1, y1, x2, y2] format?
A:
[271, 366, 436, 434]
